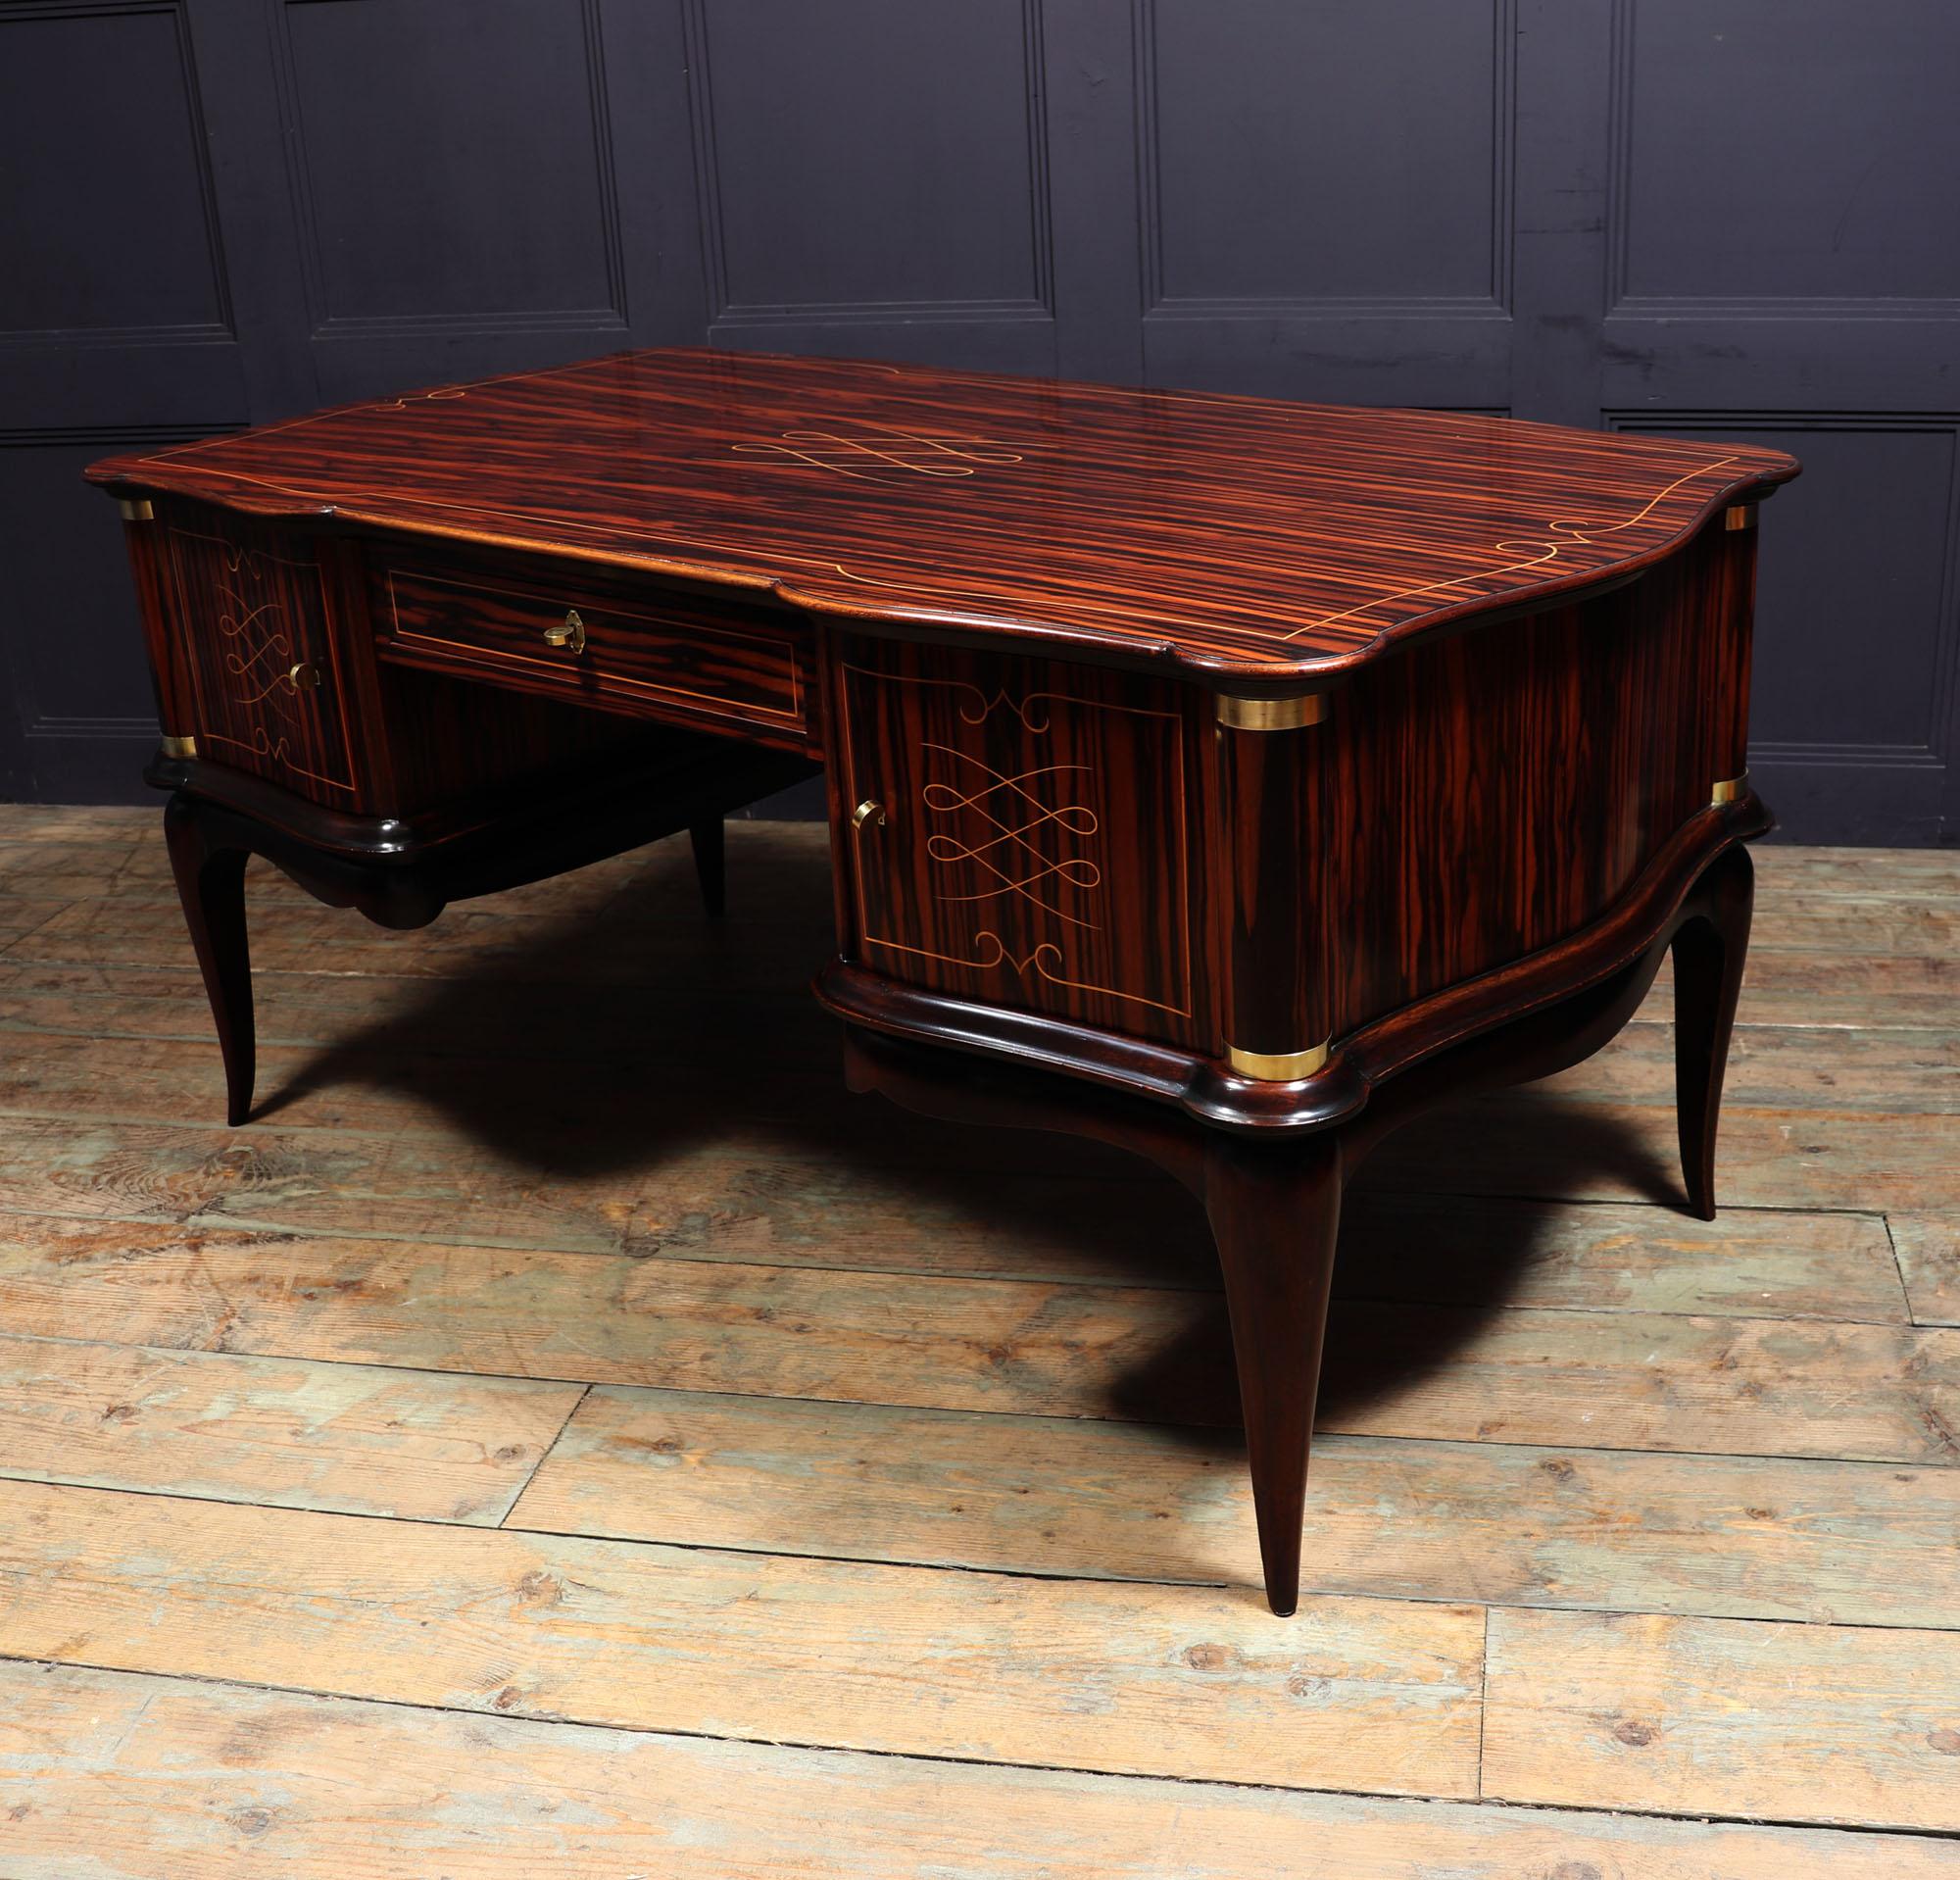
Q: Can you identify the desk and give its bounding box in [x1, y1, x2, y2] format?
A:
[88, 349, 1797, 1614]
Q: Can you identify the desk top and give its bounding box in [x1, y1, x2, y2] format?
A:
[89, 347, 1797, 680]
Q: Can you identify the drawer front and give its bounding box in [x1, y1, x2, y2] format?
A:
[838, 639, 1200, 1049]
[168, 514, 359, 800]
[378, 561, 809, 743]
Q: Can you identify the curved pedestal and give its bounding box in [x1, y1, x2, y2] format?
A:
[834, 834, 1759, 1614]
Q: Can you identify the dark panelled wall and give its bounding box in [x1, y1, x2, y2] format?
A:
[2, 0, 1955, 842]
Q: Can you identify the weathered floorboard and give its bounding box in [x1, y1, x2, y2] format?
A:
[1742, 895, 1960, 958]
[0, 1112, 1154, 1256]
[7, 1659, 1956, 1880]
[1484, 1605, 1960, 1831]
[1649, 947, 1960, 1030]
[4, 973, 1959, 1113]
[1541, 1021, 1960, 1113]
[3, 816, 1955, 1853]
[0, 1024, 860, 1147]
[0, 805, 150, 843]
[0, 1221, 1230, 1418]
[11, 1084, 1944, 1248]
[1335, 1192, 1904, 1322]
[0, 904, 65, 949]
[0, 1331, 581, 1523]
[0, 837, 169, 901]
[513, 1387, 1960, 1626]
[0, 962, 809, 1064]
[0, 1094, 1910, 1309]
[0, 1479, 1485, 1796]
[3, 1223, 1951, 1459]
[1319, 1302, 1960, 1464]
[1750, 845, 1960, 899]
[1363, 1092, 1960, 1212]
[2, 953, 1950, 1079]
[1895, 1215, 1960, 1327]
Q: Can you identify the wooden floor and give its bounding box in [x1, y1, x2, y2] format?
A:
[1, 808, 1957, 1874]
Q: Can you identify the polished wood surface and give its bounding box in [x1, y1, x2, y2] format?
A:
[87, 347, 1796, 679]
[817, 507, 1758, 1112]
[1319, 517, 1757, 1037]
[86, 347, 1792, 1619]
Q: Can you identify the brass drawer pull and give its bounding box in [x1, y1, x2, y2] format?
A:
[853, 799, 888, 830]
[544, 608, 588, 655]
[286, 662, 322, 691]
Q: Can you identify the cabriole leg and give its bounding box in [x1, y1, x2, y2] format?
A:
[1671, 843, 1755, 1220]
[162, 791, 256, 1128]
[1202, 1129, 1345, 1617]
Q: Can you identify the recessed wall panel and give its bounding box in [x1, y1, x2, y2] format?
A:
[0, 436, 176, 729]
[1146, 0, 1503, 307]
[279, 0, 620, 325]
[1616, 0, 1960, 305]
[0, 5, 225, 336]
[696, 0, 1046, 314]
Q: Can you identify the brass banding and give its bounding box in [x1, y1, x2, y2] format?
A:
[1724, 505, 1757, 531]
[118, 498, 154, 522]
[1215, 691, 1329, 732]
[1711, 771, 1748, 806]
[159, 733, 197, 760]
[1227, 1040, 1331, 1082]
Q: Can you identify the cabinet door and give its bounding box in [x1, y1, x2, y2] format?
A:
[837, 639, 1201, 1049]
[166, 511, 361, 803]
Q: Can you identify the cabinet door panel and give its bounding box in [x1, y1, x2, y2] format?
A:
[838, 640, 1201, 1049]
[167, 514, 359, 802]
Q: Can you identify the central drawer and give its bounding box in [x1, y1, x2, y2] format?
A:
[375, 555, 812, 747]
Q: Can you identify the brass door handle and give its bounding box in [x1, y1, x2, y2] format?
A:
[286, 662, 321, 691]
[544, 608, 588, 655]
[852, 799, 887, 830]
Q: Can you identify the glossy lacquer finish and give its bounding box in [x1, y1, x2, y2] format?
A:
[88, 347, 1795, 679]
[91, 348, 1794, 1620]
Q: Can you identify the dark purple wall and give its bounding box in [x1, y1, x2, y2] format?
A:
[3, 0, 1955, 842]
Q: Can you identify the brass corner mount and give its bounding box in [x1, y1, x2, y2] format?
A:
[1227, 1039, 1332, 1082]
[1215, 691, 1329, 733]
[1711, 771, 1748, 806]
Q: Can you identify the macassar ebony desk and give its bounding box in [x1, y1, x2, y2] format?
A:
[87, 348, 1798, 1616]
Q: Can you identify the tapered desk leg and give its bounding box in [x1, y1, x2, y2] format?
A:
[1202, 1129, 1345, 1618]
[1671, 843, 1754, 1221]
[689, 816, 726, 917]
[163, 793, 256, 1128]
[827, 835, 1753, 1618]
